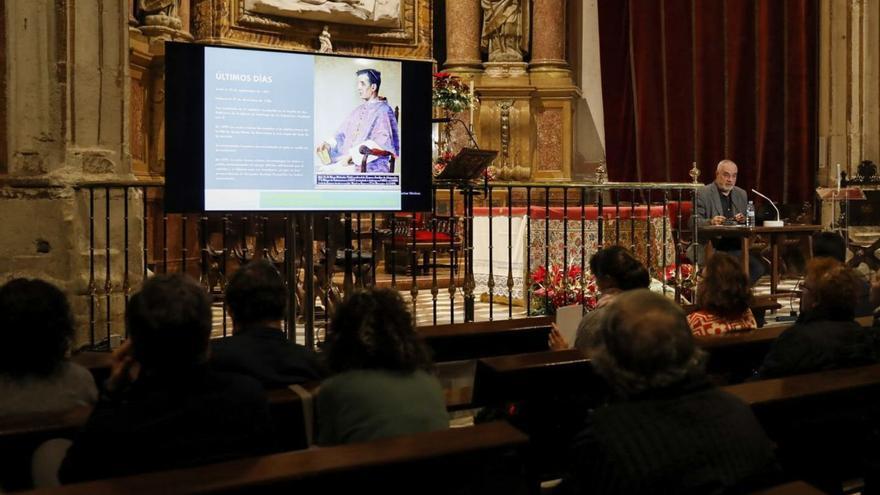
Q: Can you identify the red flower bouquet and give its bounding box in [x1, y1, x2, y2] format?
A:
[529, 264, 598, 315]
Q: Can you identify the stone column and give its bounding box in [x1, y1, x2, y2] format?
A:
[444, 0, 482, 73]
[531, 0, 569, 72]
[2, 0, 141, 346]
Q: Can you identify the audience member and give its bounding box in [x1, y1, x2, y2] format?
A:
[211, 260, 323, 387]
[317, 288, 447, 445]
[59, 274, 273, 483]
[812, 231, 874, 317]
[688, 252, 756, 336]
[549, 246, 649, 351]
[757, 258, 878, 379]
[558, 290, 779, 494]
[0, 278, 97, 417]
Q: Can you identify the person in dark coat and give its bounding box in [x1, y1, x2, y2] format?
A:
[758, 257, 879, 379]
[558, 290, 780, 495]
[211, 260, 324, 387]
[811, 231, 874, 317]
[59, 274, 274, 483]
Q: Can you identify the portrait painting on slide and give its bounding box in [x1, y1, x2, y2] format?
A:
[244, 0, 403, 28]
[313, 57, 402, 189]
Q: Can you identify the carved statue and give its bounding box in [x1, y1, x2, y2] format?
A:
[138, 0, 182, 30]
[318, 25, 333, 53]
[480, 0, 529, 62]
[245, 0, 401, 28]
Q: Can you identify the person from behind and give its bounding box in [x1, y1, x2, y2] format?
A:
[0, 278, 97, 417]
[757, 258, 878, 379]
[317, 288, 448, 445]
[558, 290, 779, 495]
[548, 246, 650, 351]
[60, 274, 273, 483]
[211, 260, 323, 387]
[688, 252, 757, 336]
[812, 231, 873, 317]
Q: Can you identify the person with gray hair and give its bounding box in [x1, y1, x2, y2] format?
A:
[691, 159, 765, 284]
[557, 290, 779, 494]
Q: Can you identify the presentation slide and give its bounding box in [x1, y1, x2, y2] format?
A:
[203, 46, 402, 211]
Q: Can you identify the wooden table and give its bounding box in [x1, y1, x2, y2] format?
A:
[698, 224, 822, 294]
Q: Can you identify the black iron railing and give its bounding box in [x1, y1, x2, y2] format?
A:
[74, 181, 698, 351]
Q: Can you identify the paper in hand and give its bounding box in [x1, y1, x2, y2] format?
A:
[555, 304, 582, 347]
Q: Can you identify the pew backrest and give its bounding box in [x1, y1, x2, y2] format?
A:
[19, 421, 529, 495]
[420, 316, 553, 362]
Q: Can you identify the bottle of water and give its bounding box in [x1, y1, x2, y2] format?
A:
[746, 201, 755, 227]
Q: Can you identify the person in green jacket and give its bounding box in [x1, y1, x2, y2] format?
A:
[317, 288, 448, 446]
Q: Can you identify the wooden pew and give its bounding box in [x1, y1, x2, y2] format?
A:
[419, 316, 553, 362]
[696, 325, 791, 382]
[723, 364, 880, 494]
[751, 481, 828, 494]
[0, 407, 92, 491]
[18, 421, 530, 495]
[0, 386, 315, 490]
[471, 350, 605, 481]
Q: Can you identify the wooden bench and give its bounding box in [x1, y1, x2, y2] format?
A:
[751, 481, 828, 494]
[695, 325, 791, 382]
[0, 407, 92, 491]
[470, 350, 605, 481]
[17, 421, 530, 495]
[0, 385, 316, 490]
[723, 364, 880, 494]
[419, 316, 553, 363]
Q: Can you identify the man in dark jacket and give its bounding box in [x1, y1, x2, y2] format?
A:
[758, 257, 878, 378]
[559, 290, 779, 495]
[211, 260, 324, 387]
[60, 274, 274, 483]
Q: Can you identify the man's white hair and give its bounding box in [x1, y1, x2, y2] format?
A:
[716, 159, 738, 172]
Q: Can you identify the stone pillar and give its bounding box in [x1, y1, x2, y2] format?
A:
[444, 0, 482, 73]
[2, 0, 141, 346]
[531, 0, 569, 72]
[528, 0, 577, 181]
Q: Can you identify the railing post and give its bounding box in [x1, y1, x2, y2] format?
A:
[463, 185, 476, 322]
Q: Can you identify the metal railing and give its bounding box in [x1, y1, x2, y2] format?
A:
[75, 180, 698, 350]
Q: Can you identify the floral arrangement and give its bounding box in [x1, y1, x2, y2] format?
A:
[658, 263, 696, 301]
[529, 264, 598, 315]
[432, 72, 472, 113]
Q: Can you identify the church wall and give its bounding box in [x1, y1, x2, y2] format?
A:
[818, 0, 880, 234]
[2, 0, 139, 346]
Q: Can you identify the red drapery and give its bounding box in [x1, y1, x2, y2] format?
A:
[598, 0, 817, 204]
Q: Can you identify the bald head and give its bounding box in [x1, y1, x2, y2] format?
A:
[715, 160, 738, 193]
[590, 289, 704, 396]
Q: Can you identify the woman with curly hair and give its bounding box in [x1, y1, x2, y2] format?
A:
[317, 288, 448, 445]
[0, 278, 97, 416]
[688, 252, 757, 336]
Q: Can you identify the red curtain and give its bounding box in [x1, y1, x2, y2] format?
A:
[598, 0, 818, 204]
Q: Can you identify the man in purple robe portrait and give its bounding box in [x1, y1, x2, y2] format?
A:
[316, 68, 400, 173]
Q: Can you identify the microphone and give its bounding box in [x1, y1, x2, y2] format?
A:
[750, 189, 784, 227]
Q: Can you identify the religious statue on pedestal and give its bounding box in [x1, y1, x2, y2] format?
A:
[318, 25, 334, 53]
[138, 0, 183, 30]
[480, 0, 529, 63]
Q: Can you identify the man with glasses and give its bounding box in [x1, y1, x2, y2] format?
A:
[692, 159, 765, 284]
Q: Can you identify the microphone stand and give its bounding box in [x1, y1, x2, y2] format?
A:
[751, 189, 784, 227]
